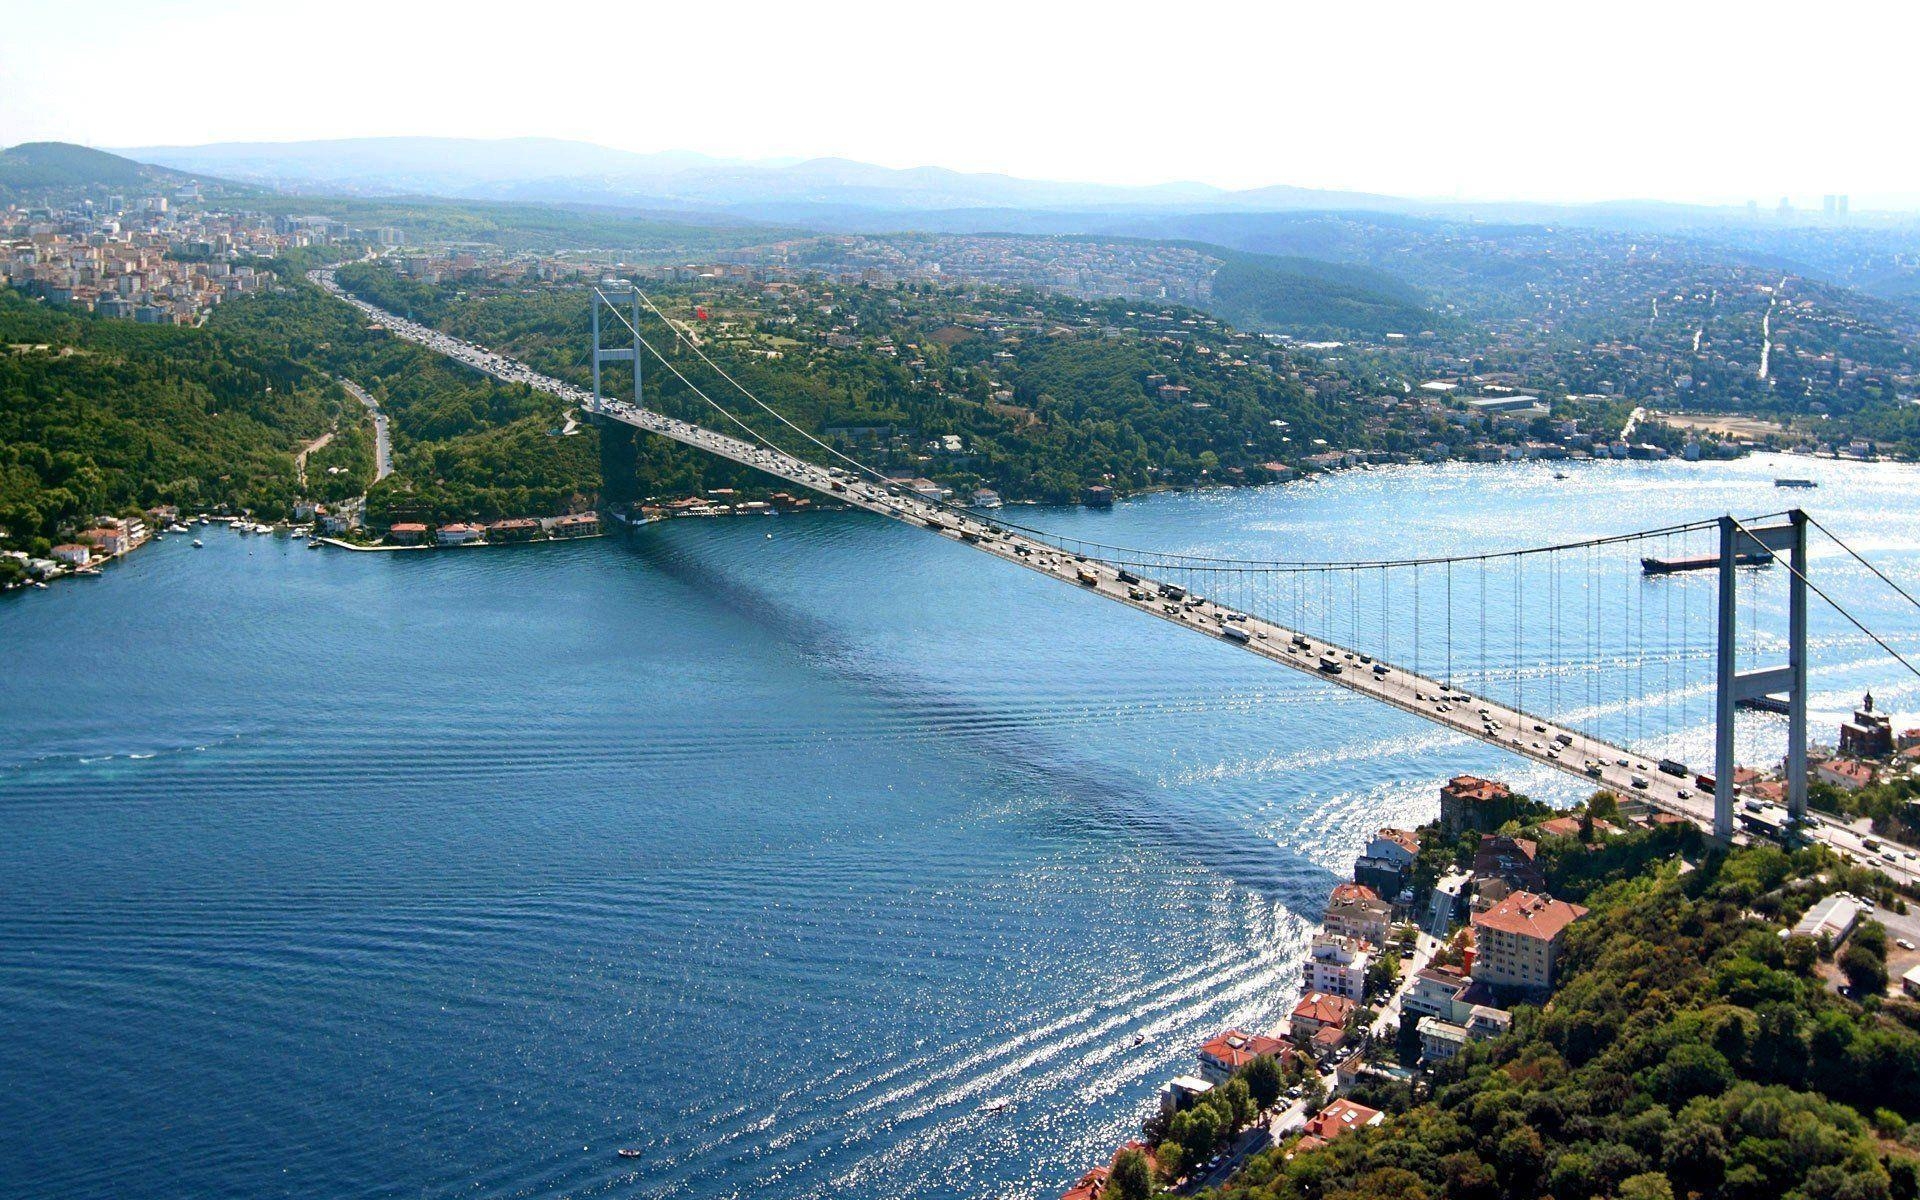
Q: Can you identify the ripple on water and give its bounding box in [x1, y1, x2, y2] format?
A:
[2, 454, 1918, 1199]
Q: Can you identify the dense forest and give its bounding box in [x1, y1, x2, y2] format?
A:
[0, 287, 335, 549]
[334, 261, 1385, 507]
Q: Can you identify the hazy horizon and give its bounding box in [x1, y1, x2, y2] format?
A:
[5, 0, 1916, 211]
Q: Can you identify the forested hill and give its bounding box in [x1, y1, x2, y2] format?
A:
[333, 259, 1399, 508]
[0, 141, 222, 198]
[1211, 836, 1920, 1200]
[1199, 246, 1434, 337]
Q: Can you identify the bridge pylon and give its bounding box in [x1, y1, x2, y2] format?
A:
[588, 282, 645, 513]
[1712, 509, 1809, 839]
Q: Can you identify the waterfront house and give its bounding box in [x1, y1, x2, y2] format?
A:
[1158, 1074, 1213, 1117]
[84, 527, 130, 556]
[1060, 1165, 1108, 1200]
[51, 543, 91, 566]
[1196, 1028, 1287, 1083]
[1304, 933, 1372, 1001]
[1815, 757, 1877, 791]
[387, 522, 428, 545]
[1323, 884, 1393, 946]
[1288, 992, 1355, 1045]
[1354, 827, 1419, 901]
[487, 517, 541, 543]
[1469, 891, 1587, 995]
[436, 523, 484, 546]
[1441, 775, 1513, 833]
[551, 513, 601, 538]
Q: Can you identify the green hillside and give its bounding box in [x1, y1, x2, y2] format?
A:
[1199, 246, 1436, 336]
[0, 141, 181, 192]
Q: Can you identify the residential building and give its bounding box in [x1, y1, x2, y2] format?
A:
[1441, 775, 1513, 833]
[1417, 1016, 1470, 1064]
[1158, 1075, 1213, 1117]
[1293, 1098, 1383, 1152]
[1289, 992, 1356, 1045]
[50, 543, 91, 566]
[1816, 758, 1877, 791]
[1402, 964, 1471, 1023]
[1463, 1005, 1513, 1041]
[387, 523, 429, 545]
[1354, 827, 1420, 900]
[1304, 933, 1372, 1001]
[1323, 883, 1393, 946]
[1472, 834, 1545, 894]
[1470, 891, 1588, 994]
[1196, 1029, 1287, 1082]
[436, 523, 483, 546]
[487, 517, 541, 542]
[551, 513, 601, 538]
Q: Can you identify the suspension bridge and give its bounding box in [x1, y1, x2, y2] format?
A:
[313, 269, 1920, 877]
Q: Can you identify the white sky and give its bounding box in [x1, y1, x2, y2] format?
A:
[3, 0, 1914, 206]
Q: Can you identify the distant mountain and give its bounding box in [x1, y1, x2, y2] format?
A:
[117, 136, 1393, 215]
[0, 141, 190, 192]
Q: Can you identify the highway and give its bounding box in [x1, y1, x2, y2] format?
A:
[309, 269, 1920, 884]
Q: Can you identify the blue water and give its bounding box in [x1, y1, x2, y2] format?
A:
[3, 454, 1918, 1200]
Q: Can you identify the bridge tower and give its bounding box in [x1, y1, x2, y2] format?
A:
[589, 283, 645, 512]
[1712, 509, 1809, 839]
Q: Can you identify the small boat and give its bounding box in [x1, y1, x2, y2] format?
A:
[616, 1149, 644, 1160]
[1775, 478, 1818, 489]
[979, 1098, 1011, 1114]
[192, 539, 204, 548]
[1553, 472, 1568, 480]
[1131, 1033, 1146, 1047]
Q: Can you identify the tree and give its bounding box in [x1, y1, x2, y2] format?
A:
[1842, 941, 1891, 999]
[1109, 1147, 1153, 1200]
[1243, 1054, 1283, 1110]
[1617, 1172, 1674, 1200]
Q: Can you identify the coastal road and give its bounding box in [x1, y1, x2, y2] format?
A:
[308, 269, 1920, 884]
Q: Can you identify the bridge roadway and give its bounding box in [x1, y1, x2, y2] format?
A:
[315, 269, 1920, 882]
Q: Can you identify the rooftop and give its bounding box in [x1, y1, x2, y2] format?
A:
[1472, 891, 1588, 941]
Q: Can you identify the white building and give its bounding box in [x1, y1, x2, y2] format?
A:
[1304, 933, 1372, 1001]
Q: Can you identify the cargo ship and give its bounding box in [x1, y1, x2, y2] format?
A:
[1774, 478, 1818, 488]
[1641, 550, 1774, 575]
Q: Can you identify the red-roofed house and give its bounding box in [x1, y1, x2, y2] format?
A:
[1816, 758, 1877, 792]
[1060, 1165, 1109, 1200]
[1472, 834, 1545, 893]
[1323, 887, 1393, 945]
[1289, 992, 1356, 1044]
[1470, 891, 1588, 993]
[1302, 1098, 1383, 1143]
[1197, 1029, 1288, 1082]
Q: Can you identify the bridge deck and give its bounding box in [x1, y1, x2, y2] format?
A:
[311, 267, 1727, 835]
